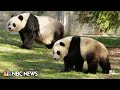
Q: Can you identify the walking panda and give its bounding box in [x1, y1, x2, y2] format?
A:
[52, 35, 111, 74]
[6, 13, 64, 49]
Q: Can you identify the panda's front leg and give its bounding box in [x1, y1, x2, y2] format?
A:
[19, 31, 34, 49]
[74, 59, 84, 72]
[19, 31, 25, 48]
[24, 32, 35, 49]
[75, 63, 84, 72]
[61, 56, 73, 72]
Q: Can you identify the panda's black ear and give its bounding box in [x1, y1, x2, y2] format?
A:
[18, 15, 23, 21]
[60, 42, 65, 47]
[11, 15, 14, 17]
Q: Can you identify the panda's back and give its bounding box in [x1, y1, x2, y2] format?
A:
[35, 16, 61, 30]
[35, 15, 63, 44]
[80, 37, 108, 61]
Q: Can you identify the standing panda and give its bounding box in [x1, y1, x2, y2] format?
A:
[52, 35, 111, 74]
[6, 13, 64, 49]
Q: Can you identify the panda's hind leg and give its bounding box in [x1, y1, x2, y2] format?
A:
[99, 57, 111, 74]
[85, 53, 98, 74]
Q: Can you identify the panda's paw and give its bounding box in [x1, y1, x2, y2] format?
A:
[84, 70, 88, 74]
[20, 45, 25, 48]
[20, 45, 31, 49]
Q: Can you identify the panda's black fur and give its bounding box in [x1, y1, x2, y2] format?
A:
[19, 14, 40, 49]
[63, 36, 84, 72]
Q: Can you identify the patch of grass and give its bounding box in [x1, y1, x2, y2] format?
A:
[0, 29, 120, 79]
[93, 37, 120, 47]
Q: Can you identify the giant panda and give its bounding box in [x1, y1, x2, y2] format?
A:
[6, 13, 64, 49]
[52, 35, 111, 74]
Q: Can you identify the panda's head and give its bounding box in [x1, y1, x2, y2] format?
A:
[53, 42, 67, 61]
[6, 13, 30, 32]
[6, 15, 24, 32]
[52, 36, 72, 61]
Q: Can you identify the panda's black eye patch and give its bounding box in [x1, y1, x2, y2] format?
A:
[13, 23, 16, 27]
[57, 51, 60, 55]
[60, 42, 65, 47]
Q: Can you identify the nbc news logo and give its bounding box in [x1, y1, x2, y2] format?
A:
[3, 70, 38, 76]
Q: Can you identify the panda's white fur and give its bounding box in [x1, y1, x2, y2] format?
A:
[35, 15, 63, 45]
[53, 36, 108, 62]
[6, 13, 64, 45]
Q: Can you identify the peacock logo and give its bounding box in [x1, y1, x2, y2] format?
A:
[3, 71, 12, 76]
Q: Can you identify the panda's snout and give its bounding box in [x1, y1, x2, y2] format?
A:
[53, 56, 57, 60]
[53, 55, 60, 61]
[53, 58, 58, 61]
[8, 27, 14, 31]
[53, 55, 58, 60]
[8, 27, 11, 30]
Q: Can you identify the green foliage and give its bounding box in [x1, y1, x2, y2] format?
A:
[32, 11, 44, 16]
[36, 11, 44, 16]
[74, 11, 120, 32]
[93, 37, 120, 47]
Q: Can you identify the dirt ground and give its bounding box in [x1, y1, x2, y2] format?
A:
[108, 47, 120, 60]
[107, 47, 120, 74]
